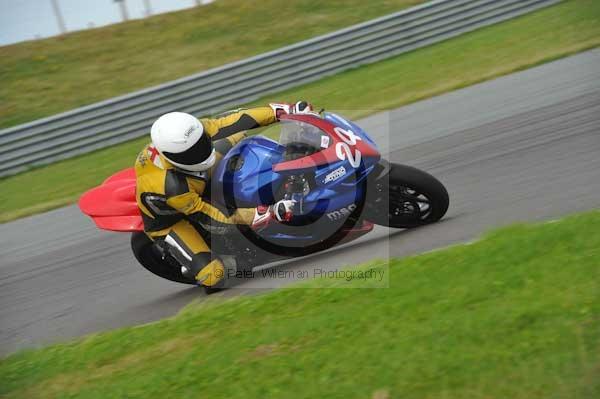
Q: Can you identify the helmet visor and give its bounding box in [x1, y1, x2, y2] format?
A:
[162, 131, 213, 167]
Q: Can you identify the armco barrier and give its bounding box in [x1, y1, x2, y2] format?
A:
[0, 0, 560, 177]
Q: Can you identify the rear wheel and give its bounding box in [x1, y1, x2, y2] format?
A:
[365, 163, 449, 228]
[130, 232, 197, 285]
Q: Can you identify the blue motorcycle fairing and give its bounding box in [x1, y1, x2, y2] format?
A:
[323, 112, 379, 151]
[211, 114, 380, 242]
[213, 136, 285, 208]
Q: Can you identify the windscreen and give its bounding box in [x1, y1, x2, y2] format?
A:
[279, 120, 330, 161]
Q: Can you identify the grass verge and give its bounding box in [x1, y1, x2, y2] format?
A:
[1, 210, 599, 398]
[1, 0, 600, 223]
[0, 0, 423, 129]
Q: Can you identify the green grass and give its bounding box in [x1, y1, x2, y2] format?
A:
[1, 210, 599, 398]
[2, 0, 600, 223]
[0, 0, 423, 129]
[255, 0, 600, 117]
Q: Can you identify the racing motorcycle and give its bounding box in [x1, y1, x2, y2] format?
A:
[79, 112, 449, 290]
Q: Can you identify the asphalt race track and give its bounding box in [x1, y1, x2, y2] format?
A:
[1, 50, 599, 356]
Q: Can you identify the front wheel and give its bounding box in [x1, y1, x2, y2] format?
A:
[364, 163, 449, 228]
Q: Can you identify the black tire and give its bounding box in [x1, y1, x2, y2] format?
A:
[130, 232, 197, 285]
[365, 163, 449, 228]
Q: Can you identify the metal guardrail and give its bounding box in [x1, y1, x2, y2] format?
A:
[0, 0, 560, 177]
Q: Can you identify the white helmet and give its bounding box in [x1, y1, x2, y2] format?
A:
[150, 112, 216, 172]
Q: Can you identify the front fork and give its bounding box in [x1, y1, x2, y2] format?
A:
[367, 159, 392, 187]
[363, 159, 392, 220]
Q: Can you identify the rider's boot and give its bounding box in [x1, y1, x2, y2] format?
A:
[180, 254, 224, 284]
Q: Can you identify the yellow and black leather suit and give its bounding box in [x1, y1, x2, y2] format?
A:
[134, 106, 278, 285]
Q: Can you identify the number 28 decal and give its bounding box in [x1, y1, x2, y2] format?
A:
[333, 127, 362, 168]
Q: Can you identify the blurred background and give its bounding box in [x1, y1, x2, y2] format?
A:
[1, 1, 599, 397]
[0, 0, 214, 45]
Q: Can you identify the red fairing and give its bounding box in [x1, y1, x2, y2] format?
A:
[273, 114, 379, 173]
[78, 167, 143, 232]
[102, 167, 136, 184]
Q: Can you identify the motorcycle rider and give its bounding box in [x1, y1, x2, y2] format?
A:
[135, 102, 314, 288]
